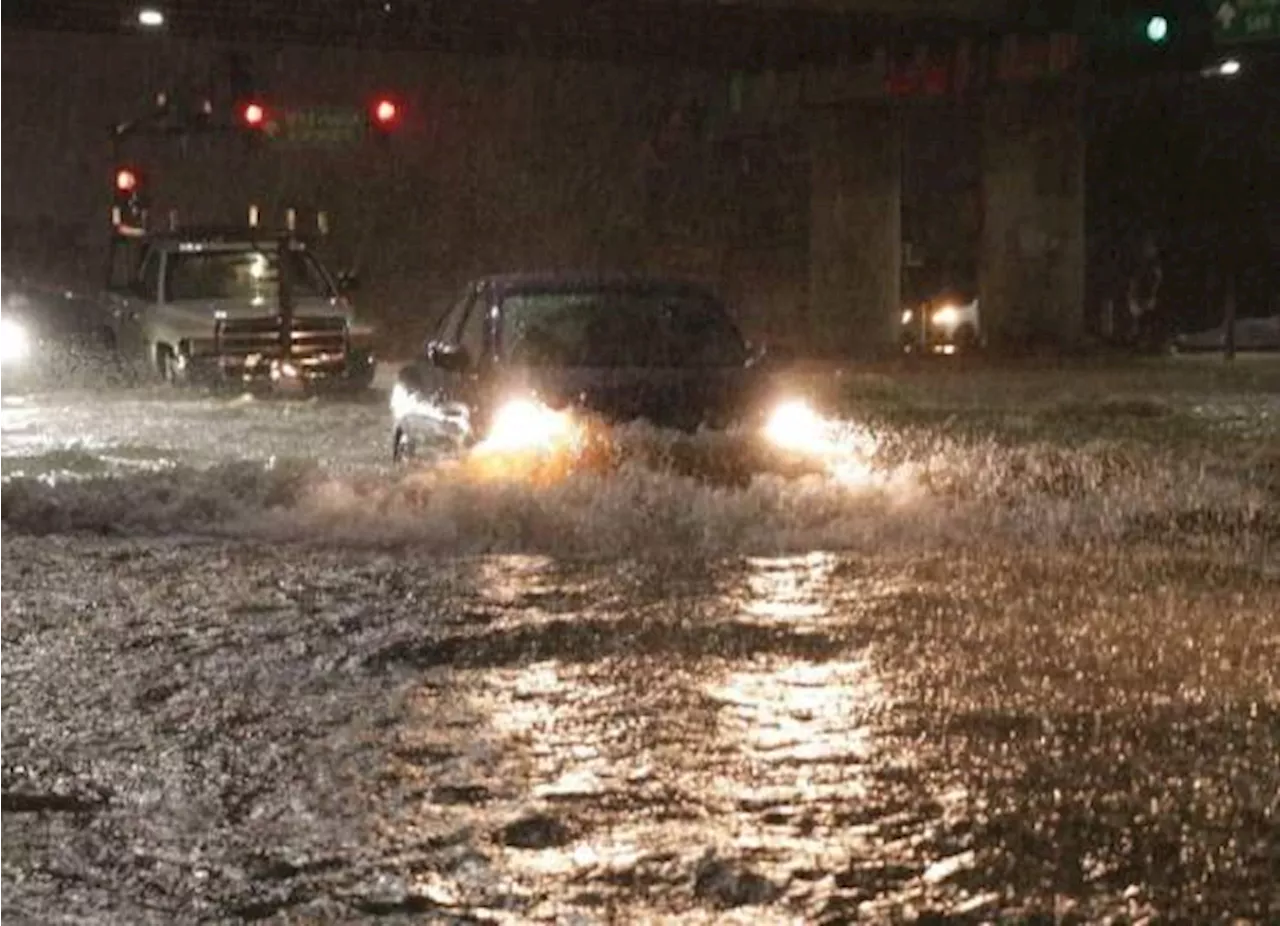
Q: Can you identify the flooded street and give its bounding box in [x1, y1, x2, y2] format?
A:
[3, 363, 1279, 923]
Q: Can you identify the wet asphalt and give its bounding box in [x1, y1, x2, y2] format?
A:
[2, 362, 1278, 924]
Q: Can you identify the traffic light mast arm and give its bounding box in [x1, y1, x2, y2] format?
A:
[108, 95, 265, 156]
[110, 110, 237, 147]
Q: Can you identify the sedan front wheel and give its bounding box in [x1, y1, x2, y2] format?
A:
[392, 428, 416, 464]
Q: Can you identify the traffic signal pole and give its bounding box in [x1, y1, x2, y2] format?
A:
[277, 229, 294, 367]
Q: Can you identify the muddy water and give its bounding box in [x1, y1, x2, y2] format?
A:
[2, 379, 1278, 923]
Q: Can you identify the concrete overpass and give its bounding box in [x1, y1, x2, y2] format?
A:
[697, 1, 1087, 354]
[4, 2, 1031, 65]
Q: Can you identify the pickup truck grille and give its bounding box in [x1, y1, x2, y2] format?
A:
[208, 315, 350, 377]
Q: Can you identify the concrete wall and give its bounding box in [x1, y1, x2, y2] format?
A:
[808, 104, 902, 357]
[979, 82, 1085, 348]
[2, 29, 810, 355]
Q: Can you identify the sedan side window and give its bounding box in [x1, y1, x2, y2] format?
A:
[457, 298, 490, 364]
[435, 291, 473, 344]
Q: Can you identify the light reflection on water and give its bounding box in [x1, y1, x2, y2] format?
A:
[739, 552, 838, 622]
[376, 554, 951, 921]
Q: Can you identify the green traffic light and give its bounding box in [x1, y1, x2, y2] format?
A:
[1145, 15, 1169, 43]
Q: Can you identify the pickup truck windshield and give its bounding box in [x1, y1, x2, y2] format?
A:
[164, 249, 334, 302]
[499, 287, 747, 369]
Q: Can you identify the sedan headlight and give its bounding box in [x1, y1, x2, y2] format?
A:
[389, 381, 417, 420]
[764, 399, 829, 454]
[1, 317, 31, 365]
[481, 398, 576, 452]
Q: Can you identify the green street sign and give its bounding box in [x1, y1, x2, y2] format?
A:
[1211, 0, 1280, 43]
[272, 106, 366, 145]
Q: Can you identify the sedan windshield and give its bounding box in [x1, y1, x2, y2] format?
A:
[165, 248, 334, 302]
[499, 287, 746, 368]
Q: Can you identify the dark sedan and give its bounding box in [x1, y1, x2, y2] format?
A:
[389, 274, 828, 467]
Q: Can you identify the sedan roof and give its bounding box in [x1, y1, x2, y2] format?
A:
[475, 272, 720, 300]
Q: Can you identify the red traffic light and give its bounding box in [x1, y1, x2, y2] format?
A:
[115, 167, 139, 193]
[371, 97, 399, 127]
[240, 101, 267, 128]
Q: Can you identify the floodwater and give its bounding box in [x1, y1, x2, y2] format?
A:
[2, 368, 1278, 924]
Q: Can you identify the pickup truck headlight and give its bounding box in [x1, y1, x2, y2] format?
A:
[0, 318, 31, 365]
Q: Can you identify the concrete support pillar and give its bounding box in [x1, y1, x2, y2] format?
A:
[980, 82, 1085, 350]
[808, 105, 902, 358]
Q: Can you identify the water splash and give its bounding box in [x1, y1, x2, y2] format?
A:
[2, 415, 1266, 559]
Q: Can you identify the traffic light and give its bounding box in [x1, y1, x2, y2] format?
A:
[1088, 1, 1213, 75]
[234, 99, 271, 152]
[239, 100, 268, 130]
[368, 95, 402, 141]
[115, 167, 138, 195]
[373, 98, 399, 126]
[112, 165, 147, 229]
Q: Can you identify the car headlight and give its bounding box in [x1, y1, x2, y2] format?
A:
[901, 309, 914, 325]
[1, 317, 31, 365]
[764, 399, 830, 454]
[481, 397, 575, 452]
[390, 381, 416, 420]
[931, 305, 960, 327]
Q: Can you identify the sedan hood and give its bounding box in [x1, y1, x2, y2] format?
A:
[500, 365, 765, 431]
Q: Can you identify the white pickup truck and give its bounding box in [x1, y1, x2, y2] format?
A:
[102, 226, 377, 391]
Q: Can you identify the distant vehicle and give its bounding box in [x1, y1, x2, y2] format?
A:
[899, 288, 983, 355]
[1, 275, 118, 390]
[390, 273, 822, 466]
[1174, 315, 1280, 353]
[102, 225, 377, 392]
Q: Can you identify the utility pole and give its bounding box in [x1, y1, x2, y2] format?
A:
[277, 223, 295, 368]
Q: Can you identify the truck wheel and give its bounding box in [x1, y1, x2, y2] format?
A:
[155, 345, 194, 386]
[347, 353, 377, 391]
[155, 346, 177, 384]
